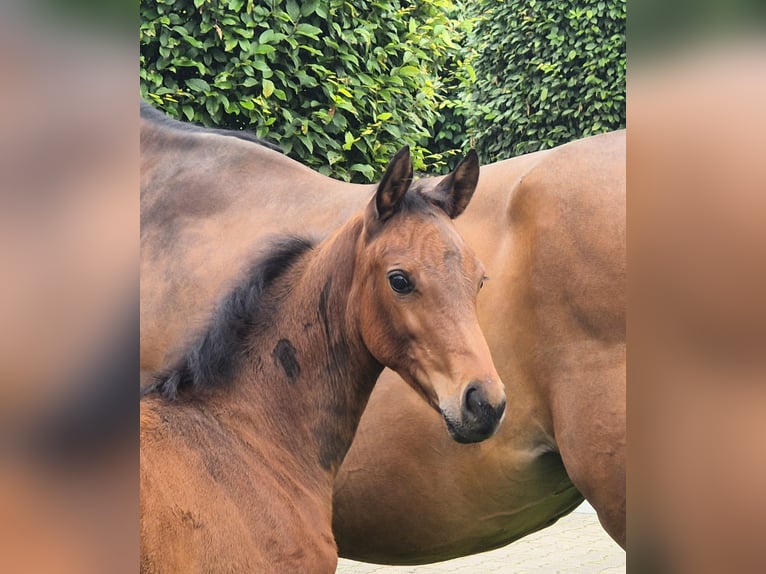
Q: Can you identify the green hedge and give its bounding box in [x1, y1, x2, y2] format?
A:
[465, 0, 626, 161]
[140, 0, 625, 178]
[140, 0, 468, 182]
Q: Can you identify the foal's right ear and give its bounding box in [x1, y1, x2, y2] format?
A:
[425, 149, 480, 219]
[374, 146, 413, 221]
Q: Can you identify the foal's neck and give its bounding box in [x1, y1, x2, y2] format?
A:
[219, 216, 382, 481]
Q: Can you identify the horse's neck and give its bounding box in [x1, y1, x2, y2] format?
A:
[217, 217, 382, 483]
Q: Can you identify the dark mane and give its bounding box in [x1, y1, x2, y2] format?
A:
[143, 236, 314, 401]
[140, 100, 282, 153]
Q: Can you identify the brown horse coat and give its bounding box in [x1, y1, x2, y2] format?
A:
[335, 132, 626, 561]
[140, 104, 625, 560]
[140, 147, 505, 572]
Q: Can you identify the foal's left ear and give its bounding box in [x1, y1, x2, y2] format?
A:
[426, 149, 480, 219]
[375, 146, 413, 221]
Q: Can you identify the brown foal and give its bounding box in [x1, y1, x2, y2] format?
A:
[139, 147, 505, 573]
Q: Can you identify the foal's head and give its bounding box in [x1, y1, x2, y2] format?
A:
[352, 147, 506, 443]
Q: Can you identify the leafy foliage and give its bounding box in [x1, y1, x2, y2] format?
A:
[140, 0, 467, 182]
[426, 8, 480, 165]
[465, 0, 626, 161]
[139, 0, 625, 178]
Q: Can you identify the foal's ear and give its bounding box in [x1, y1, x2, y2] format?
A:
[375, 146, 413, 221]
[426, 149, 480, 219]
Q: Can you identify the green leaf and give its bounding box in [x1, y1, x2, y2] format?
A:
[252, 44, 277, 55]
[383, 124, 401, 138]
[343, 132, 355, 150]
[182, 104, 195, 121]
[285, 0, 300, 21]
[259, 30, 286, 44]
[299, 134, 314, 153]
[350, 163, 375, 180]
[205, 97, 220, 117]
[262, 79, 275, 98]
[300, 0, 320, 17]
[398, 65, 420, 77]
[327, 150, 344, 165]
[295, 23, 322, 38]
[173, 57, 206, 75]
[185, 78, 210, 92]
[246, 60, 265, 75]
[183, 35, 203, 49]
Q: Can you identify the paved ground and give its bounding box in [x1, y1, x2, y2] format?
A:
[336, 505, 625, 574]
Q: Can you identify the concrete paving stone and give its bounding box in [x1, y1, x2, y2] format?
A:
[336, 512, 625, 573]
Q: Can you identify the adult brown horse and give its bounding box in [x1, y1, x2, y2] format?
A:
[140, 147, 506, 572]
[335, 134, 625, 562]
[140, 102, 625, 560]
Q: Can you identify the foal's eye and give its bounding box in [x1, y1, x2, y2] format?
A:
[479, 276, 489, 291]
[387, 271, 414, 294]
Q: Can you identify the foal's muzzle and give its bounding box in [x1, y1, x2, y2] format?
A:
[444, 382, 506, 444]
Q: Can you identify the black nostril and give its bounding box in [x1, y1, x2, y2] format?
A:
[461, 382, 505, 423]
[447, 382, 506, 444]
[462, 383, 484, 418]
